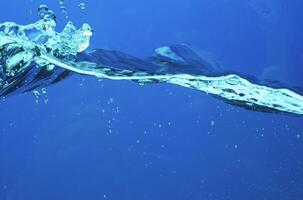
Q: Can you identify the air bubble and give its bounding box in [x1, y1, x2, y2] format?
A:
[33, 90, 41, 103]
[79, 3, 86, 10]
[58, 0, 69, 18]
[41, 88, 47, 94]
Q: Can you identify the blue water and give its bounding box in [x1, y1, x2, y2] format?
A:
[1, 0, 303, 199]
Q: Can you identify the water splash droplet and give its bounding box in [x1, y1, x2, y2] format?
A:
[38, 5, 56, 21]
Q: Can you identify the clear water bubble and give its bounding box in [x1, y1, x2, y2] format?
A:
[79, 3, 86, 10]
[41, 88, 47, 94]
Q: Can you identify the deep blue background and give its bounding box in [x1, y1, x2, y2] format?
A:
[1, 0, 303, 200]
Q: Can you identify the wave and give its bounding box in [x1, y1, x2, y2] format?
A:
[0, 5, 303, 116]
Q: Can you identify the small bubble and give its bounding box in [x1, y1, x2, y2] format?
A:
[107, 98, 114, 104]
[297, 134, 301, 139]
[33, 90, 41, 98]
[79, 3, 86, 10]
[41, 88, 47, 94]
[58, 0, 69, 18]
[211, 121, 215, 126]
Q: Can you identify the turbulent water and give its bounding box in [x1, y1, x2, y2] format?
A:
[0, 5, 303, 115]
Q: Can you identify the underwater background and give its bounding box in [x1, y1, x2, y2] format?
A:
[0, 0, 303, 199]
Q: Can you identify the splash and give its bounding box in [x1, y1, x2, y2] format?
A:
[0, 5, 92, 73]
[0, 5, 303, 115]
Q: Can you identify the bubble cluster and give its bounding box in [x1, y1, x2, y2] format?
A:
[59, 0, 69, 18]
[33, 88, 48, 104]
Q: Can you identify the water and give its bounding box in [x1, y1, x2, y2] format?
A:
[0, 8, 302, 114]
[0, 1, 303, 200]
